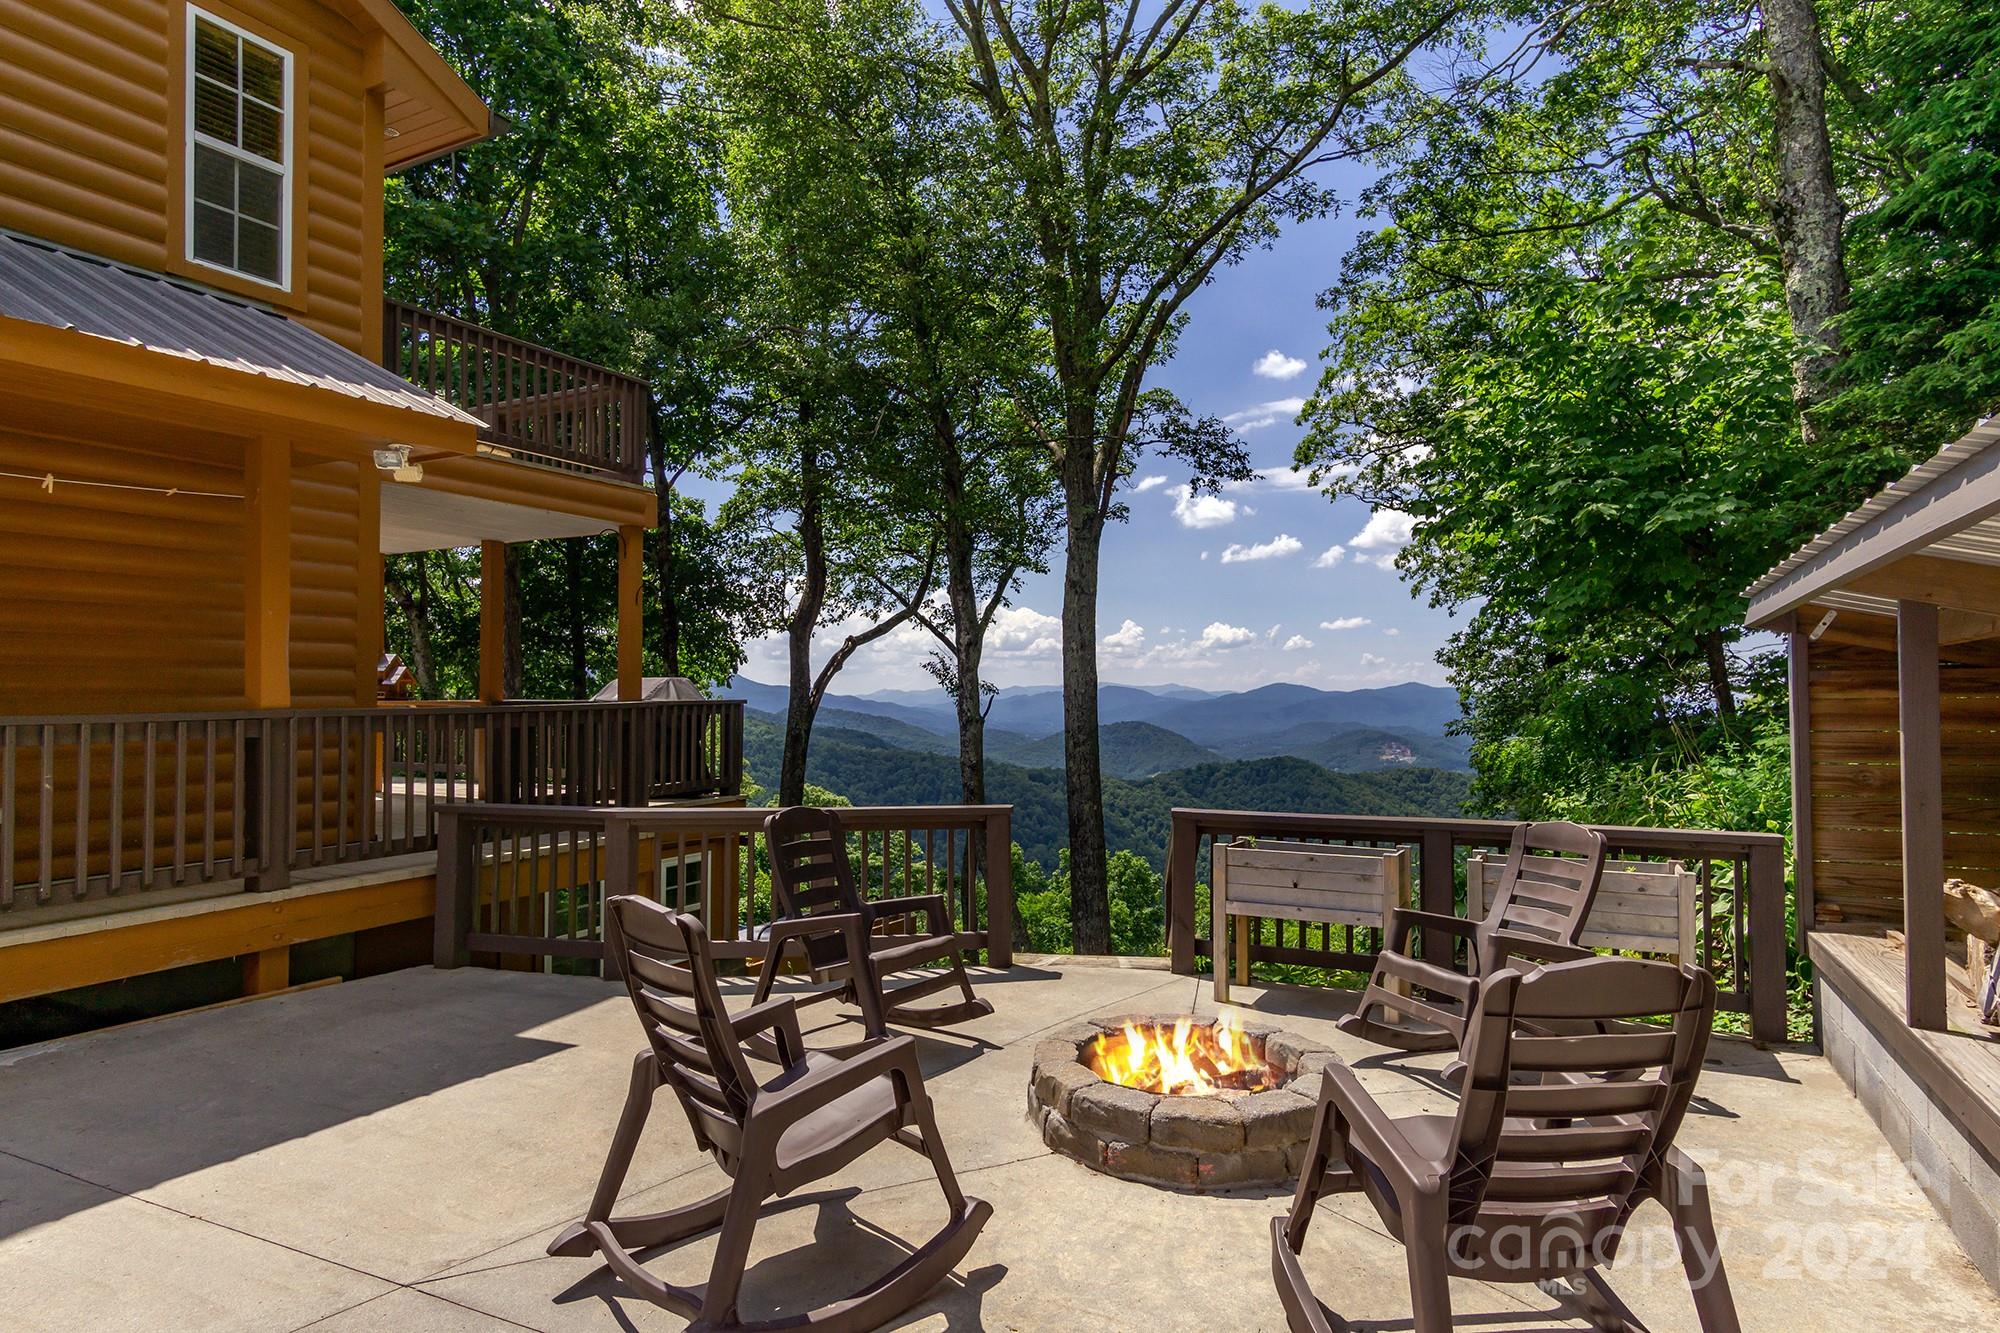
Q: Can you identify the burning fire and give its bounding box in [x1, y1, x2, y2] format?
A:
[1087, 1015, 1270, 1096]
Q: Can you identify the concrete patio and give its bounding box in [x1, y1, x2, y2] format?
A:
[0, 958, 1993, 1332]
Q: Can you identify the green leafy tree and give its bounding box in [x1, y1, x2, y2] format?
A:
[945, 0, 1460, 951]
[386, 0, 753, 695]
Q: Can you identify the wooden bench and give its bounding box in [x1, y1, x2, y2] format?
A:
[1467, 853, 1698, 962]
[1213, 839, 1411, 1001]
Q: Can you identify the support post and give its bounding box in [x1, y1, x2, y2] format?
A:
[983, 807, 1013, 968]
[240, 946, 289, 995]
[243, 440, 292, 893]
[1748, 839, 1788, 1046]
[1787, 613, 1814, 949]
[243, 440, 292, 709]
[480, 539, 506, 703]
[617, 524, 644, 702]
[1897, 599, 1946, 1031]
[433, 807, 478, 968]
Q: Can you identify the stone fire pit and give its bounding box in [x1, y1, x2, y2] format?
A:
[1026, 1014, 1335, 1190]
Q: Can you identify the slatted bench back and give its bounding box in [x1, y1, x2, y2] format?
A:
[1470, 854, 1697, 960]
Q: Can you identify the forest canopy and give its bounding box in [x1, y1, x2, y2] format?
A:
[380, 0, 2000, 946]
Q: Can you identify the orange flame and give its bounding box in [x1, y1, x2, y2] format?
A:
[1087, 1015, 1267, 1096]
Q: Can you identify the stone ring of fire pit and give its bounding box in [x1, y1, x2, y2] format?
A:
[1026, 1014, 1336, 1190]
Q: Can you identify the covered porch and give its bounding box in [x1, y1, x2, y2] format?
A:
[1745, 411, 2000, 1290]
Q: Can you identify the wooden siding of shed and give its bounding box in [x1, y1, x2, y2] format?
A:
[1808, 636, 2000, 927]
[0, 0, 378, 353]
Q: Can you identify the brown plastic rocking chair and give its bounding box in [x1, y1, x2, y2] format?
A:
[1275, 955, 1739, 1333]
[752, 806, 993, 1040]
[548, 896, 992, 1332]
[1338, 821, 1607, 1055]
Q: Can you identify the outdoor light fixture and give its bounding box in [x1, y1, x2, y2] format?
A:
[373, 444, 424, 484]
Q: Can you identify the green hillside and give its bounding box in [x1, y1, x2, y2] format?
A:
[742, 714, 1471, 869]
[993, 720, 1222, 777]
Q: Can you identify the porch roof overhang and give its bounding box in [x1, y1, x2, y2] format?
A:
[0, 235, 481, 455]
[1744, 412, 2000, 631]
[379, 452, 657, 553]
[332, 0, 495, 170]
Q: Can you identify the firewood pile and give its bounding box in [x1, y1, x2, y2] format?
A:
[1944, 879, 2000, 1026]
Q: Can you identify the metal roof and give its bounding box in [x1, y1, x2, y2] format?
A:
[1742, 412, 2000, 616]
[0, 233, 482, 427]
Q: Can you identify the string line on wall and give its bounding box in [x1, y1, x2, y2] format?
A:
[0, 468, 245, 500]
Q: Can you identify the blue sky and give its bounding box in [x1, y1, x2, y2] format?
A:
[723, 177, 1460, 695]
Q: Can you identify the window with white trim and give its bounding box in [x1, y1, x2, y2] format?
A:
[187, 9, 290, 287]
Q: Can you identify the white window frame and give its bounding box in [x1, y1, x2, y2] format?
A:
[184, 5, 294, 291]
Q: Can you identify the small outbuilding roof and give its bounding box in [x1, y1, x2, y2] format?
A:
[1744, 412, 2000, 627]
[0, 233, 483, 427]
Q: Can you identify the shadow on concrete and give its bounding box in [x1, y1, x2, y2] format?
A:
[554, 1185, 1004, 1331]
[0, 969, 604, 1239]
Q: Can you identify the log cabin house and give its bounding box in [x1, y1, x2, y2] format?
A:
[1746, 411, 2000, 1290]
[0, 0, 743, 1037]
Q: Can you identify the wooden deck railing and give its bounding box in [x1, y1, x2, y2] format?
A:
[0, 700, 742, 912]
[384, 301, 650, 483]
[1163, 808, 1790, 1045]
[432, 803, 1014, 973]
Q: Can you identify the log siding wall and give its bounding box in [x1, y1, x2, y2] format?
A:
[0, 0, 377, 352]
[1807, 634, 2000, 928]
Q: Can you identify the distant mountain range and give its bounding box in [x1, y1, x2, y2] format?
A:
[727, 677, 1468, 777]
[738, 711, 1472, 869]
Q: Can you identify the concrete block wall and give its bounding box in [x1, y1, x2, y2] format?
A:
[1819, 976, 2000, 1292]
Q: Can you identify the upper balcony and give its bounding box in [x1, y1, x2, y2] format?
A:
[383, 300, 650, 486]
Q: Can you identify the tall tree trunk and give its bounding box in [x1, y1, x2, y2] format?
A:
[936, 437, 986, 806]
[565, 538, 588, 699]
[780, 434, 826, 807]
[385, 553, 437, 696]
[1060, 436, 1110, 954]
[1701, 630, 1738, 721]
[1762, 0, 1849, 416]
[503, 545, 524, 699]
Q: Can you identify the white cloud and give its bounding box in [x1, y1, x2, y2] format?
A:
[1320, 616, 1372, 630]
[1359, 652, 1389, 668]
[1221, 397, 1306, 433]
[1252, 350, 1309, 381]
[1173, 486, 1239, 529]
[1313, 545, 1347, 569]
[1219, 533, 1303, 564]
[986, 605, 1062, 657]
[1101, 619, 1146, 653]
[1133, 474, 1167, 493]
[1383, 627, 1401, 637]
[1282, 634, 1314, 651]
[1349, 508, 1415, 571]
[1199, 622, 1256, 647]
